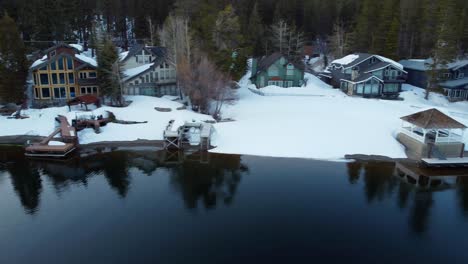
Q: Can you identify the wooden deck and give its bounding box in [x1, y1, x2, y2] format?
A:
[163, 121, 213, 151]
[25, 115, 78, 158]
[422, 157, 468, 167]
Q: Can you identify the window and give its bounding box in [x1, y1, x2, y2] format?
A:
[285, 81, 293, 87]
[41, 88, 51, 98]
[51, 61, 57, 71]
[53, 87, 67, 99]
[67, 57, 73, 70]
[79, 72, 87, 79]
[59, 73, 65, 84]
[268, 65, 279, 76]
[287, 64, 294, 76]
[384, 83, 399, 93]
[135, 80, 139, 85]
[33, 74, 38, 86]
[268, 80, 284, 87]
[92, 87, 98, 94]
[87, 87, 92, 94]
[40, 74, 49, 85]
[34, 88, 40, 99]
[68, 73, 75, 84]
[39, 66, 47, 71]
[155, 72, 159, 81]
[81, 87, 86, 94]
[88, 72, 97, 78]
[52, 74, 58, 84]
[70, 87, 76, 98]
[58, 59, 64, 70]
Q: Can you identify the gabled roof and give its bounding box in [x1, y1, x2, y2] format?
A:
[364, 61, 407, 73]
[251, 53, 304, 78]
[400, 58, 468, 71]
[331, 53, 404, 71]
[30, 53, 97, 71]
[43, 43, 79, 54]
[121, 44, 169, 63]
[401, 108, 466, 129]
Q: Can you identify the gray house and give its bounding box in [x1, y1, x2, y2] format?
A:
[322, 53, 407, 98]
[399, 59, 468, 101]
[122, 47, 178, 97]
[251, 53, 305, 88]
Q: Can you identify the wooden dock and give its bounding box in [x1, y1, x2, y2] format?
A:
[25, 115, 78, 158]
[163, 120, 213, 151]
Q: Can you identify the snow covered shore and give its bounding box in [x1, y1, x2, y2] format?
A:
[209, 73, 468, 160]
[1, 73, 467, 161]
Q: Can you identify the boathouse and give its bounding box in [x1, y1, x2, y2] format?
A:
[397, 108, 466, 160]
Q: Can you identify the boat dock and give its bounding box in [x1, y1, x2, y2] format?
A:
[421, 157, 468, 168]
[25, 115, 78, 158]
[163, 120, 213, 151]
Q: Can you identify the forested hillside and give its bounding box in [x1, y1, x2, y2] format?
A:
[1, 0, 468, 68]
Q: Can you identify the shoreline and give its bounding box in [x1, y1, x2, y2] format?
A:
[0, 135, 415, 163]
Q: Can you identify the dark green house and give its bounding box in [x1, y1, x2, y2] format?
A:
[251, 53, 305, 88]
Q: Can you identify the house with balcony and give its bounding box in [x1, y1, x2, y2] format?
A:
[399, 58, 468, 101]
[30, 43, 99, 106]
[250, 53, 305, 88]
[121, 48, 178, 97]
[322, 53, 407, 99]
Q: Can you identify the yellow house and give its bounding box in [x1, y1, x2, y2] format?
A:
[30, 43, 99, 106]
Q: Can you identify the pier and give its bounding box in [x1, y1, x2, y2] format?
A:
[163, 120, 213, 151]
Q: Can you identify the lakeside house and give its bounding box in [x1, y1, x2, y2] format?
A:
[30, 43, 99, 107]
[250, 53, 305, 88]
[120, 44, 178, 97]
[399, 58, 468, 101]
[322, 53, 407, 99]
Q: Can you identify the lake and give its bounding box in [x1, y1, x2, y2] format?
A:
[1, 146, 468, 263]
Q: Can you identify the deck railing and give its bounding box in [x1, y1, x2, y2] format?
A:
[401, 127, 425, 142]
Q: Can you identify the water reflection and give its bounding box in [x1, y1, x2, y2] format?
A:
[1, 146, 468, 238]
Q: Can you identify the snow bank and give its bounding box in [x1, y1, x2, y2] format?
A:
[332, 54, 359, 65]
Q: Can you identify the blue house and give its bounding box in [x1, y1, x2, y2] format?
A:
[399, 58, 468, 101]
[251, 53, 305, 88]
[322, 53, 407, 99]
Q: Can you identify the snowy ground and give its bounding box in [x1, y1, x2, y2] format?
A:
[1, 72, 467, 161]
[0, 96, 213, 144]
[209, 73, 468, 160]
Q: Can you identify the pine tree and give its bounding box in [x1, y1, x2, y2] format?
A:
[425, 0, 459, 99]
[97, 36, 124, 106]
[384, 15, 400, 59]
[247, 1, 264, 56]
[0, 13, 29, 104]
[373, 0, 397, 55]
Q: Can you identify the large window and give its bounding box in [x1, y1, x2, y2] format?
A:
[51, 61, 57, 71]
[68, 73, 75, 84]
[268, 65, 279, 76]
[268, 80, 284, 87]
[69, 87, 76, 98]
[59, 73, 65, 84]
[383, 83, 399, 93]
[52, 74, 58, 84]
[286, 64, 294, 76]
[41, 88, 51, 98]
[67, 57, 73, 70]
[88, 72, 97, 78]
[40, 74, 49, 85]
[58, 59, 64, 70]
[54, 87, 67, 99]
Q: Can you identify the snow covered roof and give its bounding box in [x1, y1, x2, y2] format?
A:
[69, 44, 84, 52]
[75, 54, 97, 67]
[401, 108, 466, 129]
[400, 58, 468, 71]
[251, 53, 305, 78]
[30, 55, 48, 69]
[439, 77, 468, 89]
[123, 63, 154, 82]
[119, 51, 129, 61]
[341, 73, 383, 84]
[331, 54, 360, 66]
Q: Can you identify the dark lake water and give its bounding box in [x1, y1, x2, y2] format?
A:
[1, 146, 468, 264]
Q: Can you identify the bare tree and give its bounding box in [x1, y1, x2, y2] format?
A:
[328, 20, 349, 59]
[270, 20, 289, 54]
[158, 14, 192, 66]
[178, 54, 235, 120]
